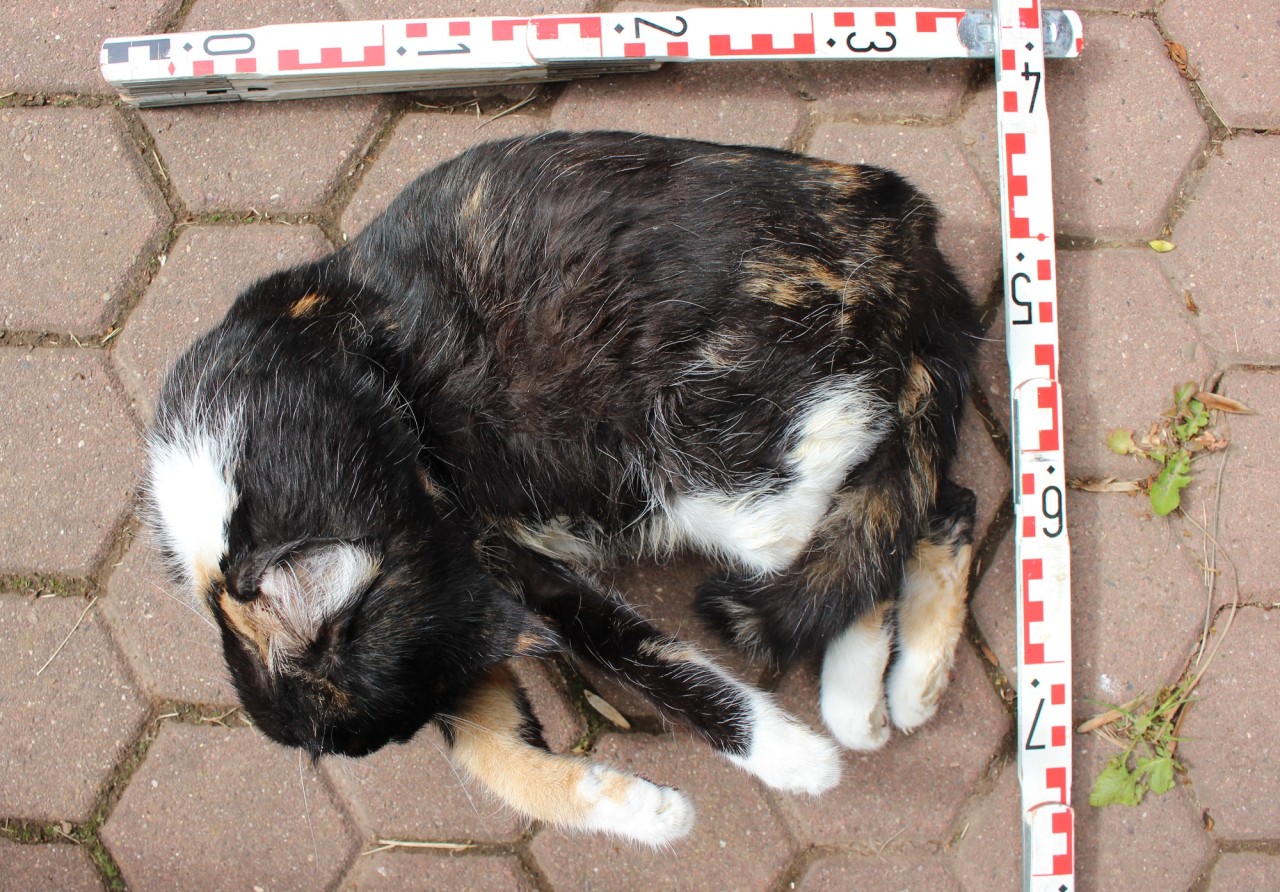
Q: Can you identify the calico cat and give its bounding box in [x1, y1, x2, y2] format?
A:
[145, 130, 979, 845]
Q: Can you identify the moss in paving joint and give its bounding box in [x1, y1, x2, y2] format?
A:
[549, 655, 611, 753]
[0, 574, 92, 599]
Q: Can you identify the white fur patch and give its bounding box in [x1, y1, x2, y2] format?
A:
[258, 542, 381, 663]
[658, 376, 886, 574]
[577, 764, 695, 846]
[147, 423, 241, 595]
[724, 690, 842, 794]
[820, 609, 893, 751]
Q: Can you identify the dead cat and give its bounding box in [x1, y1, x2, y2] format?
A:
[145, 130, 980, 845]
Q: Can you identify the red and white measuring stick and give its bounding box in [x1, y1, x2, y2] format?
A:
[99, 7, 1080, 107]
[995, 0, 1074, 889]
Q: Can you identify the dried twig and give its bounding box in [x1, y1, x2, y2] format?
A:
[477, 89, 538, 129]
[362, 839, 475, 856]
[36, 596, 98, 676]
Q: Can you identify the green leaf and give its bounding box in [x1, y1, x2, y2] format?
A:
[1091, 755, 1146, 807]
[1174, 382, 1197, 407]
[1138, 754, 1177, 795]
[1106, 428, 1140, 455]
[1148, 239, 1176, 254]
[1149, 450, 1193, 516]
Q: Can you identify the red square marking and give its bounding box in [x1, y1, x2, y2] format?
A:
[1052, 725, 1066, 747]
[450, 21, 471, 35]
[1022, 516, 1037, 538]
[875, 11, 895, 26]
[1051, 683, 1066, 705]
[624, 42, 647, 57]
[193, 59, 214, 76]
[1021, 472, 1036, 495]
[1037, 258, 1052, 280]
[406, 22, 427, 37]
[833, 12, 855, 26]
[666, 41, 689, 56]
[1003, 91, 1018, 113]
[235, 57, 256, 72]
[1002, 48, 1016, 71]
[1039, 302, 1054, 323]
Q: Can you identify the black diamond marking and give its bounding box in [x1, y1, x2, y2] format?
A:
[1031, 678, 1040, 688]
[1048, 465, 1057, 475]
[183, 42, 193, 52]
[1060, 886, 1068, 892]
[1026, 41, 1035, 51]
[826, 37, 836, 47]
[1016, 252, 1025, 261]
[614, 23, 625, 33]
[397, 46, 407, 55]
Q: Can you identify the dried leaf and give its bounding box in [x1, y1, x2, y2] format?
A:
[1069, 476, 1141, 493]
[1194, 391, 1255, 414]
[1164, 40, 1199, 80]
[1182, 290, 1199, 315]
[1147, 239, 1176, 254]
[584, 690, 631, 729]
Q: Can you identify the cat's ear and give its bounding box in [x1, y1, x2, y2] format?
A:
[219, 539, 380, 665]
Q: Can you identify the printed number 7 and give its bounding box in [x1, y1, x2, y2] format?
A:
[1022, 63, 1042, 113]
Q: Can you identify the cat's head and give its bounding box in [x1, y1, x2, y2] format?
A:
[145, 284, 558, 758]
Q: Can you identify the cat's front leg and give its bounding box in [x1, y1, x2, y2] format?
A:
[441, 664, 694, 845]
[508, 549, 841, 796]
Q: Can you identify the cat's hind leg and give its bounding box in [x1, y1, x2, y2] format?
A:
[885, 481, 976, 731]
[508, 548, 840, 796]
[819, 602, 893, 750]
[442, 664, 695, 845]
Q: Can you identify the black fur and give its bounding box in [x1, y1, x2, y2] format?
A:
[147, 131, 978, 761]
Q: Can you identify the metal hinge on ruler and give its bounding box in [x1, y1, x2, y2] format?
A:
[99, 8, 1081, 107]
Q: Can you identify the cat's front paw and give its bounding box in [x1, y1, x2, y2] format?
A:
[578, 764, 695, 846]
[725, 691, 841, 795]
[820, 687, 891, 751]
[886, 648, 952, 731]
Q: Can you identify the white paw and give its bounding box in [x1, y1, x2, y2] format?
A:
[886, 648, 951, 731]
[821, 687, 891, 751]
[725, 691, 841, 795]
[578, 764, 695, 846]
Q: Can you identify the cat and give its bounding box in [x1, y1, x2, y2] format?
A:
[144, 130, 979, 845]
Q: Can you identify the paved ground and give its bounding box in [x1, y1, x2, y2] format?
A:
[1, 0, 1276, 890]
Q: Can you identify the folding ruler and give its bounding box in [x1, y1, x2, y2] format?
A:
[101, 5, 1076, 887]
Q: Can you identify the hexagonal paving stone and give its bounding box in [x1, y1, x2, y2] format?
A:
[552, 62, 804, 151]
[0, 593, 149, 823]
[954, 393, 1011, 550]
[1162, 134, 1280, 363]
[0, 349, 142, 577]
[511, 657, 587, 754]
[948, 760, 1019, 892]
[1069, 492, 1205, 709]
[325, 726, 525, 843]
[1073, 738, 1213, 889]
[0, 838, 102, 892]
[1210, 371, 1280, 599]
[1162, 0, 1280, 129]
[0, 1, 170, 94]
[143, 99, 387, 214]
[340, 0, 590, 20]
[100, 539, 232, 706]
[111, 223, 331, 422]
[184, 0, 349, 30]
[969, 527, 1015, 672]
[101, 723, 360, 892]
[771, 643, 1008, 847]
[0, 108, 169, 333]
[341, 850, 534, 891]
[807, 122, 1002, 298]
[765, 0, 975, 120]
[959, 17, 1209, 241]
[341, 113, 549, 239]
[1056, 248, 1215, 479]
[1208, 852, 1280, 890]
[801, 852, 962, 891]
[1180, 608, 1280, 840]
[530, 731, 797, 891]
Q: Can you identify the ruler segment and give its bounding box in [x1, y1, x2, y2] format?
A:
[99, 8, 1082, 106]
[995, 1, 1074, 889]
